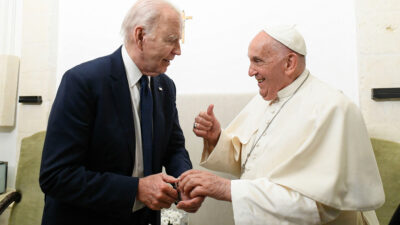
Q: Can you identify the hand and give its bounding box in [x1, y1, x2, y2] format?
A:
[137, 173, 178, 210]
[176, 191, 205, 213]
[178, 170, 231, 202]
[193, 104, 221, 149]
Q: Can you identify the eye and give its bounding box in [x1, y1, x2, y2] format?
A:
[165, 35, 179, 44]
[253, 57, 262, 63]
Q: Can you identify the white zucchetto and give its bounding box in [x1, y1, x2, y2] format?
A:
[263, 25, 307, 56]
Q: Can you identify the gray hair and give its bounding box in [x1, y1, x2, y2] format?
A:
[121, 0, 181, 43]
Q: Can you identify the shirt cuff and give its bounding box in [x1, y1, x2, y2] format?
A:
[200, 130, 241, 177]
[200, 129, 230, 165]
[132, 197, 145, 212]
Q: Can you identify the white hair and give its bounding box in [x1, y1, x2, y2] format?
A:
[121, 0, 181, 43]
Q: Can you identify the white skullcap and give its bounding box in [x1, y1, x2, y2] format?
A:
[263, 25, 307, 56]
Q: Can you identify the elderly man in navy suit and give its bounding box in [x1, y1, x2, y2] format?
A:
[39, 0, 203, 224]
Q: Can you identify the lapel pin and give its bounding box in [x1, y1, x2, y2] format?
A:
[158, 87, 163, 91]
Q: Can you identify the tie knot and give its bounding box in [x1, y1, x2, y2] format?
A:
[140, 75, 149, 87]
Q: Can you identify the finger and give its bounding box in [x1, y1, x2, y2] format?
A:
[178, 176, 190, 193]
[176, 203, 196, 212]
[182, 178, 201, 196]
[193, 122, 211, 131]
[162, 173, 178, 183]
[177, 204, 197, 213]
[193, 129, 208, 138]
[177, 196, 204, 212]
[195, 117, 213, 128]
[176, 199, 197, 211]
[207, 104, 215, 117]
[156, 189, 178, 205]
[153, 199, 172, 210]
[178, 171, 200, 188]
[179, 169, 198, 180]
[178, 171, 189, 180]
[179, 175, 195, 194]
[199, 111, 214, 123]
[145, 196, 172, 210]
[162, 183, 179, 200]
[178, 173, 188, 185]
[190, 186, 208, 198]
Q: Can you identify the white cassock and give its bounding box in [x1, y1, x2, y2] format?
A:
[200, 69, 385, 225]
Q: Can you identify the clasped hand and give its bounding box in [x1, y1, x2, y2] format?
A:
[137, 173, 204, 213]
[177, 170, 231, 203]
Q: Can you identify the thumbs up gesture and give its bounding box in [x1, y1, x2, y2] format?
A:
[193, 104, 221, 149]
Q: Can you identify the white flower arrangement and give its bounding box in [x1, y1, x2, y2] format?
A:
[161, 208, 188, 225]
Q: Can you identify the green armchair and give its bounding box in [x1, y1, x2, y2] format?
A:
[0, 131, 45, 225]
[371, 138, 400, 225]
[0, 192, 21, 215]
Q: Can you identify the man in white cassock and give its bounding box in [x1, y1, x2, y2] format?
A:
[177, 25, 385, 225]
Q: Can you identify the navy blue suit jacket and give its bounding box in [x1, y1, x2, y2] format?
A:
[39, 47, 192, 225]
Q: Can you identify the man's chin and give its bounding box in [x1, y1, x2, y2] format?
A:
[157, 66, 168, 75]
[145, 69, 166, 77]
[259, 89, 267, 100]
[260, 90, 276, 101]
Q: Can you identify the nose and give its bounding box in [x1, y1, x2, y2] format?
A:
[172, 42, 181, 56]
[248, 66, 257, 77]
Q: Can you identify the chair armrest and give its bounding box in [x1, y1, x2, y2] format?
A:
[0, 191, 21, 215]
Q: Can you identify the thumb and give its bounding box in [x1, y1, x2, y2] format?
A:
[207, 104, 215, 117]
[190, 186, 206, 198]
[162, 174, 178, 183]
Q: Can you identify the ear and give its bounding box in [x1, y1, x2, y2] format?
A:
[284, 53, 298, 75]
[133, 26, 145, 51]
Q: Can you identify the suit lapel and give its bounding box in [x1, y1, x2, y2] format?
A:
[110, 47, 136, 165]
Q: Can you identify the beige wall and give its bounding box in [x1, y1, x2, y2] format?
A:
[355, 0, 400, 143]
[0, 0, 58, 224]
[17, 0, 58, 143]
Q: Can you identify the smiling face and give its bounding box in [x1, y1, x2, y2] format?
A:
[138, 7, 182, 76]
[247, 31, 292, 100]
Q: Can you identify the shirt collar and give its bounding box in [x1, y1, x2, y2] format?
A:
[277, 69, 309, 99]
[121, 45, 144, 88]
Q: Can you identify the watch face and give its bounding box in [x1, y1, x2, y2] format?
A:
[0, 162, 7, 194]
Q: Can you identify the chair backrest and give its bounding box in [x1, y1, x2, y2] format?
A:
[371, 138, 400, 225]
[176, 93, 255, 225]
[9, 131, 46, 225]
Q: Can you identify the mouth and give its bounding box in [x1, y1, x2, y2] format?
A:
[163, 58, 174, 64]
[256, 78, 265, 84]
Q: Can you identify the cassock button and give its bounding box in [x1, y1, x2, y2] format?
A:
[158, 87, 163, 91]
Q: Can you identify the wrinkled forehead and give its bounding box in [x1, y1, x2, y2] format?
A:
[159, 6, 182, 26]
[153, 9, 181, 38]
[248, 32, 275, 57]
[158, 8, 181, 29]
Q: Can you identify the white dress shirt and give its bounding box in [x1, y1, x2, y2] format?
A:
[121, 45, 149, 212]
